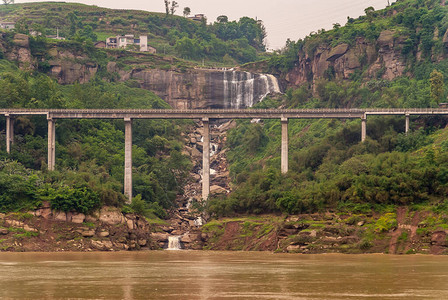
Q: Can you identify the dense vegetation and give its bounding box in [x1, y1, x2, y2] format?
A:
[207, 0, 448, 216]
[2, 0, 448, 221]
[0, 2, 268, 64]
[268, 0, 448, 74]
[0, 60, 191, 218]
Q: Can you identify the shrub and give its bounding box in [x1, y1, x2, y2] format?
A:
[47, 185, 101, 214]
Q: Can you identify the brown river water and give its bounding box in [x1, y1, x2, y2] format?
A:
[0, 251, 448, 299]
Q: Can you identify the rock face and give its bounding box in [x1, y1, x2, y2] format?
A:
[282, 30, 414, 87]
[0, 34, 281, 109]
[1, 33, 34, 68]
[122, 68, 281, 109]
[48, 48, 98, 84]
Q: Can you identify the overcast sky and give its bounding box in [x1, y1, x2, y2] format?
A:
[14, 0, 395, 49]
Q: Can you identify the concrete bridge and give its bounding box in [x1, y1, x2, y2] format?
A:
[2, 108, 448, 202]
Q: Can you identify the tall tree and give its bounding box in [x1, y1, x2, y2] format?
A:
[2, 0, 14, 5]
[430, 69, 444, 104]
[164, 0, 170, 16]
[183, 7, 191, 17]
[170, 1, 178, 15]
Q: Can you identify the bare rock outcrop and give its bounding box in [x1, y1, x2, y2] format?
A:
[48, 48, 98, 84]
[3, 33, 34, 68]
[284, 30, 410, 87]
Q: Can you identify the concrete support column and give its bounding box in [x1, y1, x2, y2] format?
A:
[5, 115, 13, 154]
[361, 117, 367, 142]
[281, 117, 288, 174]
[124, 118, 133, 203]
[405, 114, 410, 135]
[202, 118, 210, 201]
[47, 118, 56, 170]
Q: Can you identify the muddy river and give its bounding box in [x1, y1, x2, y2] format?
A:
[0, 251, 447, 299]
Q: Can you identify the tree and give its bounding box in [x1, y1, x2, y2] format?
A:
[2, 0, 14, 5]
[365, 6, 375, 22]
[430, 69, 444, 104]
[183, 7, 191, 17]
[164, 0, 169, 16]
[170, 1, 178, 15]
[217, 15, 228, 23]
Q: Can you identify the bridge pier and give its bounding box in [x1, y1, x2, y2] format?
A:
[124, 118, 132, 203]
[47, 118, 56, 171]
[361, 117, 367, 142]
[202, 118, 210, 200]
[281, 118, 288, 174]
[405, 114, 410, 134]
[5, 115, 14, 154]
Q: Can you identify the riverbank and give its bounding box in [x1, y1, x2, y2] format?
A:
[1, 205, 447, 254]
[0, 203, 159, 251]
[200, 207, 448, 254]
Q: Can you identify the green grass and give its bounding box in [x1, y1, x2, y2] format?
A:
[15, 231, 39, 239]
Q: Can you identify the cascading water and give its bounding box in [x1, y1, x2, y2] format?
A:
[167, 236, 182, 250]
[223, 71, 281, 109]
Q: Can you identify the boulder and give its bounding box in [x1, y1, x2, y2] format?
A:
[0, 228, 8, 235]
[286, 245, 302, 252]
[190, 147, 202, 158]
[81, 230, 95, 238]
[91, 240, 113, 251]
[98, 231, 110, 237]
[69, 213, 86, 224]
[180, 233, 201, 244]
[160, 226, 174, 233]
[53, 211, 67, 222]
[138, 239, 147, 246]
[151, 232, 169, 242]
[210, 185, 227, 195]
[35, 207, 52, 219]
[126, 219, 135, 230]
[327, 43, 349, 61]
[99, 207, 125, 225]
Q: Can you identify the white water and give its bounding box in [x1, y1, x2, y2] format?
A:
[223, 71, 281, 109]
[166, 236, 182, 250]
[210, 143, 219, 157]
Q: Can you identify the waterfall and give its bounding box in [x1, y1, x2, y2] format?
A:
[266, 74, 281, 94]
[223, 71, 281, 109]
[167, 236, 182, 250]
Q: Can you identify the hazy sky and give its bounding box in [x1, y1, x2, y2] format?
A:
[14, 0, 395, 49]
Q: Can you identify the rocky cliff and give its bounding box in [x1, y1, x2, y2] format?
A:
[281, 30, 412, 87]
[242, 26, 448, 90]
[0, 33, 34, 69]
[0, 33, 281, 109]
[108, 64, 281, 109]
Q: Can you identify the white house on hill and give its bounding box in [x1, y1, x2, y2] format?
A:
[106, 35, 153, 52]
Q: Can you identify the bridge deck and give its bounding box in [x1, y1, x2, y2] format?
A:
[1, 108, 448, 119]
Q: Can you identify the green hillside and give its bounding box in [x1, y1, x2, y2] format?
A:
[0, 59, 191, 218]
[207, 0, 448, 216]
[0, 2, 268, 65]
[0, 0, 448, 221]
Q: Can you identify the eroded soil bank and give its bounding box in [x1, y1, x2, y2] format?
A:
[1, 206, 448, 254]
